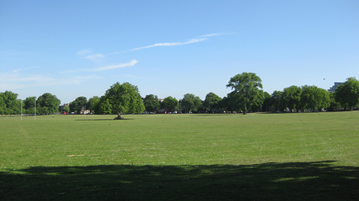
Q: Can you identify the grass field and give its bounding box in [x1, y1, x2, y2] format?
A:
[1, 112, 359, 200]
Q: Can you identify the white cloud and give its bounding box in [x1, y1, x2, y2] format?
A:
[0, 72, 82, 91]
[85, 54, 105, 61]
[77, 49, 92, 56]
[12, 66, 39, 73]
[131, 38, 208, 51]
[129, 32, 231, 51]
[92, 60, 138, 71]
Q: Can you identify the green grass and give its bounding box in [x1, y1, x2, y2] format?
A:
[1, 112, 359, 200]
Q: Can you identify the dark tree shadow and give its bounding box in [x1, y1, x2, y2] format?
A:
[75, 118, 134, 121]
[1, 161, 358, 201]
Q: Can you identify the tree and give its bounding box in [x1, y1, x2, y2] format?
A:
[104, 82, 145, 119]
[0, 95, 5, 115]
[282, 86, 302, 112]
[301, 85, 330, 112]
[98, 98, 112, 114]
[36, 93, 61, 114]
[181, 93, 202, 113]
[0, 91, 19, 114]
[144, 94, 160, 113]
[203, 92, 222, 112]
[226, 72, 264, 115]
[270, 91, 283, 112]
[162, 96, 179, 112]
[261, 92, 271, 112]
[87, 96, 100, 114]
[62, 105, 70, 113]
[24, 97, 36, 109]
[70, 96, 87, 114]
[335, 77, 359, 110]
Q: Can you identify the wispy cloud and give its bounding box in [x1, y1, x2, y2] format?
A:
[131, 38, 207, 51]
[77, 49, 93, 56]
[91, 60, 138, 71]
[12, 66, 39, 73]
[0, 72, 81, 90]
[130, 32, 229, 51]
[85, 54, 105, 61]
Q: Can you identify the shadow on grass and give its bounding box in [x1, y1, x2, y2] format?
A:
[75, 118, 134, 121]
[1, 161, 358, 201]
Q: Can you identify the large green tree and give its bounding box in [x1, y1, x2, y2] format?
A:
[0, 91, 19, 114]
[162, 96, 179, 112]
[335, 77, 359, 110]
[226, 72, 264, 115]
[98, 98, 112, 114]
[70, 96, 87, 113]
[261, 92, 272, 112]
[87, 96, 100, 114]
[104, 82, 145, 119]
[23, 97, 36, 114]
[301, 85, 331, 112]
[270, 90, 283, 112]
[203, 92, 222, 112]
[181, 93, 202, 113]
[282, 86, 302, 112]
[144, 94, 161, 113]
[36, 93, 61, 114]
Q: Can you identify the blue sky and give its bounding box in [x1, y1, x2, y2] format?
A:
[1, 0, 358, 104]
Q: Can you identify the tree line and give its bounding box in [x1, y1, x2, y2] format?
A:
[0, 92, 60, 115]
[1, 73, 358, 116]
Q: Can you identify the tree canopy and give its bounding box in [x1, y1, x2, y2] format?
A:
[87, 96, 100, 114]
[282, 86, 302, 112]
[0, 91, 20, 115]
[335, 77, 359, 110]
[36, 93, 60, 114]
[144, 94, 160, 112]
[226, 72, 264, 114]
[301, 85, 330, 111]
[104, 82, 145, 119]
[203, 92, 222, 112]
[162, 96, 179, 112]
[70, 96, 87, 114]
[181, 93, 202, 113]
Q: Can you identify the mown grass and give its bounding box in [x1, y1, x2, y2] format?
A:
[1, 112, 358, 200]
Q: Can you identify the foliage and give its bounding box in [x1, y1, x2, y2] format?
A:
[203, 92, 222, 112]
[261, 92, 272, 112]
[144, 94, 161, 112]
[270, 91, 283, 112]
[62, 105, 70, 113]
[23, 97, 36, 111]
[282, 86, 302, 112]
[301, 85, 331, 111]
[335, 77, 359, 110]
[162, 96, 179, 112]
[36, 93, 61, 114]
[0, 91, 19, 114]
[104, 82, 145, 118]
[98, 98, 112, 114]
[181, 93, 202, 113]
[70, 96, 87, 114]
[87, 96, 100, 113]
[226, 72, 264, 114]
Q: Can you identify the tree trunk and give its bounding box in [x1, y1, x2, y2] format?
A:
[114, 111, 123, 120]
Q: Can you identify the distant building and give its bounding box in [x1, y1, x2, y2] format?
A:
[328, 82, 344, 92]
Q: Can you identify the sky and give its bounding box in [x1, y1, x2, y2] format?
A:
[1, 0, 358, 104]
